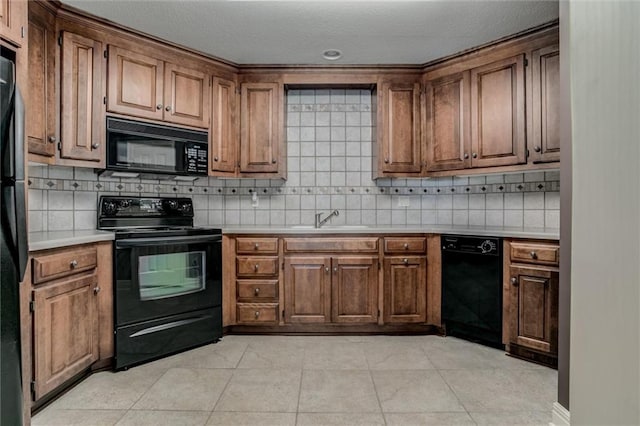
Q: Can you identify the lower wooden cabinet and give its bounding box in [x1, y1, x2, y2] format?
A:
[383, 256, 426, 323]
[331, 256, 378, 323]
[283, 256, 331, 323]
[32, 272, 99, 400]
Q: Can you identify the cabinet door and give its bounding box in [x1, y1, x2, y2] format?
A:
[530, 45, 560, 163]
[470, 55, 526, 167]
[331, 256, 378, 323]
[107, 45, 164, 121]
[33, 273, 99, 400]
[60, 31, 104, 163]
[508, 266, 558, 354]
[378, 82, 422, 174]
[164, 62, 210, 128]
[0, 0, 25, 47]
[284, 256, 331, 323]
[27, 3, 56, 158]
[425, 72, 471, 172]
[383, 257, 426, 323]
[211, 77, 237, 174]
[240, 82, 281, 173]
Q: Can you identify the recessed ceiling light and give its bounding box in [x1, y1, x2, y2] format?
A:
[322, 49, 342, 61]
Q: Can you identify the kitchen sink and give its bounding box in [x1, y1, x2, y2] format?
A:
[288, 225, 370, 230]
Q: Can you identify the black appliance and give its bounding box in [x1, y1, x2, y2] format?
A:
[103, 117, 208, 179]
[1, 53, 27, 425]
[441, 235, 503, 348]
[98, 196, 222, 370]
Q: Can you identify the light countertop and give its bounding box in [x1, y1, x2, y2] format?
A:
[29, 230, 116, 252]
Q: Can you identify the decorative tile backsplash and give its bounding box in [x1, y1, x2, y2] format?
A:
[27, 89, 560, 232]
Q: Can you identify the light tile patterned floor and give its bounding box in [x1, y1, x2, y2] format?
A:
[33, 335, 557, 425]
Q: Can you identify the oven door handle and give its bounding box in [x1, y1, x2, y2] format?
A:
[116, 234, 222, 247]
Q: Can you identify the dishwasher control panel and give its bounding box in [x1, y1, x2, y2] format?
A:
[441, 235, 501, 256]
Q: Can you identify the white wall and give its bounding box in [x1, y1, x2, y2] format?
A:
[569, 1, 640, 424]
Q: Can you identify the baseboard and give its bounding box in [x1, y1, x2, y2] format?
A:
[550, 401, 570, 426]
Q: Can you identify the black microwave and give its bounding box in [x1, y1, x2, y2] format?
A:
[105, 117, 208, 178]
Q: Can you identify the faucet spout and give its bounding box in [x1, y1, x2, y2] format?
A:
[315, 210, 340, 228]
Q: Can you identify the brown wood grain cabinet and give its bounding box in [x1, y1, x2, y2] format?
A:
[383, 256, 427, 323]
[331, 256, 378, 323]
[27, 242, 113, 403]
[210, 77, 238, 175]
[107, 45, 210, 128]
[0, 0, 26, 47]
[60, 31, 105, 165]
[376, 81, 422, 176]
[530, 44, 560, 163]
[27, 2, 56, 158]
[240, 82, 284, 176]
[503, 240, 559, 367]
[284, 256, 332, 323]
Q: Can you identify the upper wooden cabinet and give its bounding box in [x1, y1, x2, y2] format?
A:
[239, 82, 284, 176]
[530, 44, 560, 163]
[470, 54, 526, 168]
[210, 77, 238, 175]
[0, 0, 26, 47]
[59, 31, 105, 164]
[107, 45, 210, 128]
[424, 72, 470, 172]
[376, 81, 422, 176]
[27, 2, 56, 158]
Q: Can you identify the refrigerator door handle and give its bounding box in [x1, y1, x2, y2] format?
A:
[13, 183, 27, 281]
[13, 87, 24, 181]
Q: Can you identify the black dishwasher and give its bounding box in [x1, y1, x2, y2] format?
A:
[441, 235, 503, 348]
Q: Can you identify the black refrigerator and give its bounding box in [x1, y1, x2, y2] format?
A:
[1, 52, 28, 425]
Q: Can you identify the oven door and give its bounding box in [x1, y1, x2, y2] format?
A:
[115, 234, 222, 325]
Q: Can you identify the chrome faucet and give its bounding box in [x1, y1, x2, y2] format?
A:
[315, 210, 340, 228]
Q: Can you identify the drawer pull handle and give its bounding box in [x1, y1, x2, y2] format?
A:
[70, 259, 78, 268]
[255, 311, 260, 318]
[511, 277, 518, 285]
[254, 288, 260, 295]
[530, 251, 538, 259]
[254, 264, 259, 271]
[403, 258, 409, 264]
[254, 243, 259, 250]
[93, 286, 101, 295]
[403, 243, 409, 249]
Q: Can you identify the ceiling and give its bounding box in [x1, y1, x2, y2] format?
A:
[61, 1, 559, 66]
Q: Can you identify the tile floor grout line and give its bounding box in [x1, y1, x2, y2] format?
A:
[433, 366, 479, 425]
[365, 352, 388, 425]
[209, 367, 235, 414]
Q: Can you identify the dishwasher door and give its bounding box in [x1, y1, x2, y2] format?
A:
[441, 235, 503, 348]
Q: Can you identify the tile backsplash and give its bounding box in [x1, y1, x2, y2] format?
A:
[27, 89, 560, 232]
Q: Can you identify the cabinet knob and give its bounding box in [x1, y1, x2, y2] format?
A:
[333, 267, 338, 272]
[165, 105, 172, 112]
[530, 251, 538, 259]
[464, 153, 469, 159]
[271, 159, 277, 164]
[70, 259, 78, 268]
[214, 156, 219, 162]
[156, 104, 163, 110]
[403, 258, 409, 264]
[325, 266, 330, 272]
[254, 243, 259, 250]
[511, 277, 518, 285]
[472, 153, 478, 159]
[48, 136, 57, 143]
[93, 286, 101, 295]
[254, 288, 260, 295]
[384, 158, 389, 163]
[91, 142, 100, 149]
[534, 146, 542, 153]
[254, 264, 259, 271]
[254, 311, 260, 318]
[403, 243, 409, 249]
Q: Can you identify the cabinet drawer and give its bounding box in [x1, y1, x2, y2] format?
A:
[32, 247, 98, 284]
[237, 280, 278, 299]
[510, 242, 559, 266]
[284, 238, 379, 253]
[237, 303, 279, 324]
[384, 237, 427, 254]
[236, 237, 278, 254]
[237, 256, 279, 277]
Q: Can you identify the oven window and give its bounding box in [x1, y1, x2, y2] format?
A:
[138, 251, 206, 300]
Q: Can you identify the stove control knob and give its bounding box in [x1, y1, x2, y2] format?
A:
[165, 200, 178, 211]
[179, 202, 192, 213]
[479, 240, 496, 254]
[119, 199, 131, 209]
[103, 201, 117, 216]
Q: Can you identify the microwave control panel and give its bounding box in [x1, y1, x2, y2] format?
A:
[185, 144, 208, 174]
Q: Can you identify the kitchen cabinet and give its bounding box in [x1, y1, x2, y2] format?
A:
[383, 237, 427, 323]
[284, 256, 331, 323]
[504, 240, 559, 366]
[27, 1, 56, 159]
[239, 82, 285, 176]
[376, 81, 422, 176]
[470, 54, 526, 168]
[529, 44, 560, 163]
[210, 77, 238, 175]
[0, 0, 26, 47]
[59, 30, 105, 165]
[234, 237, 280, 325]
[26, 242, 113, 402]
[331, 256, 378, 323]
[107, 45, 210, 128]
